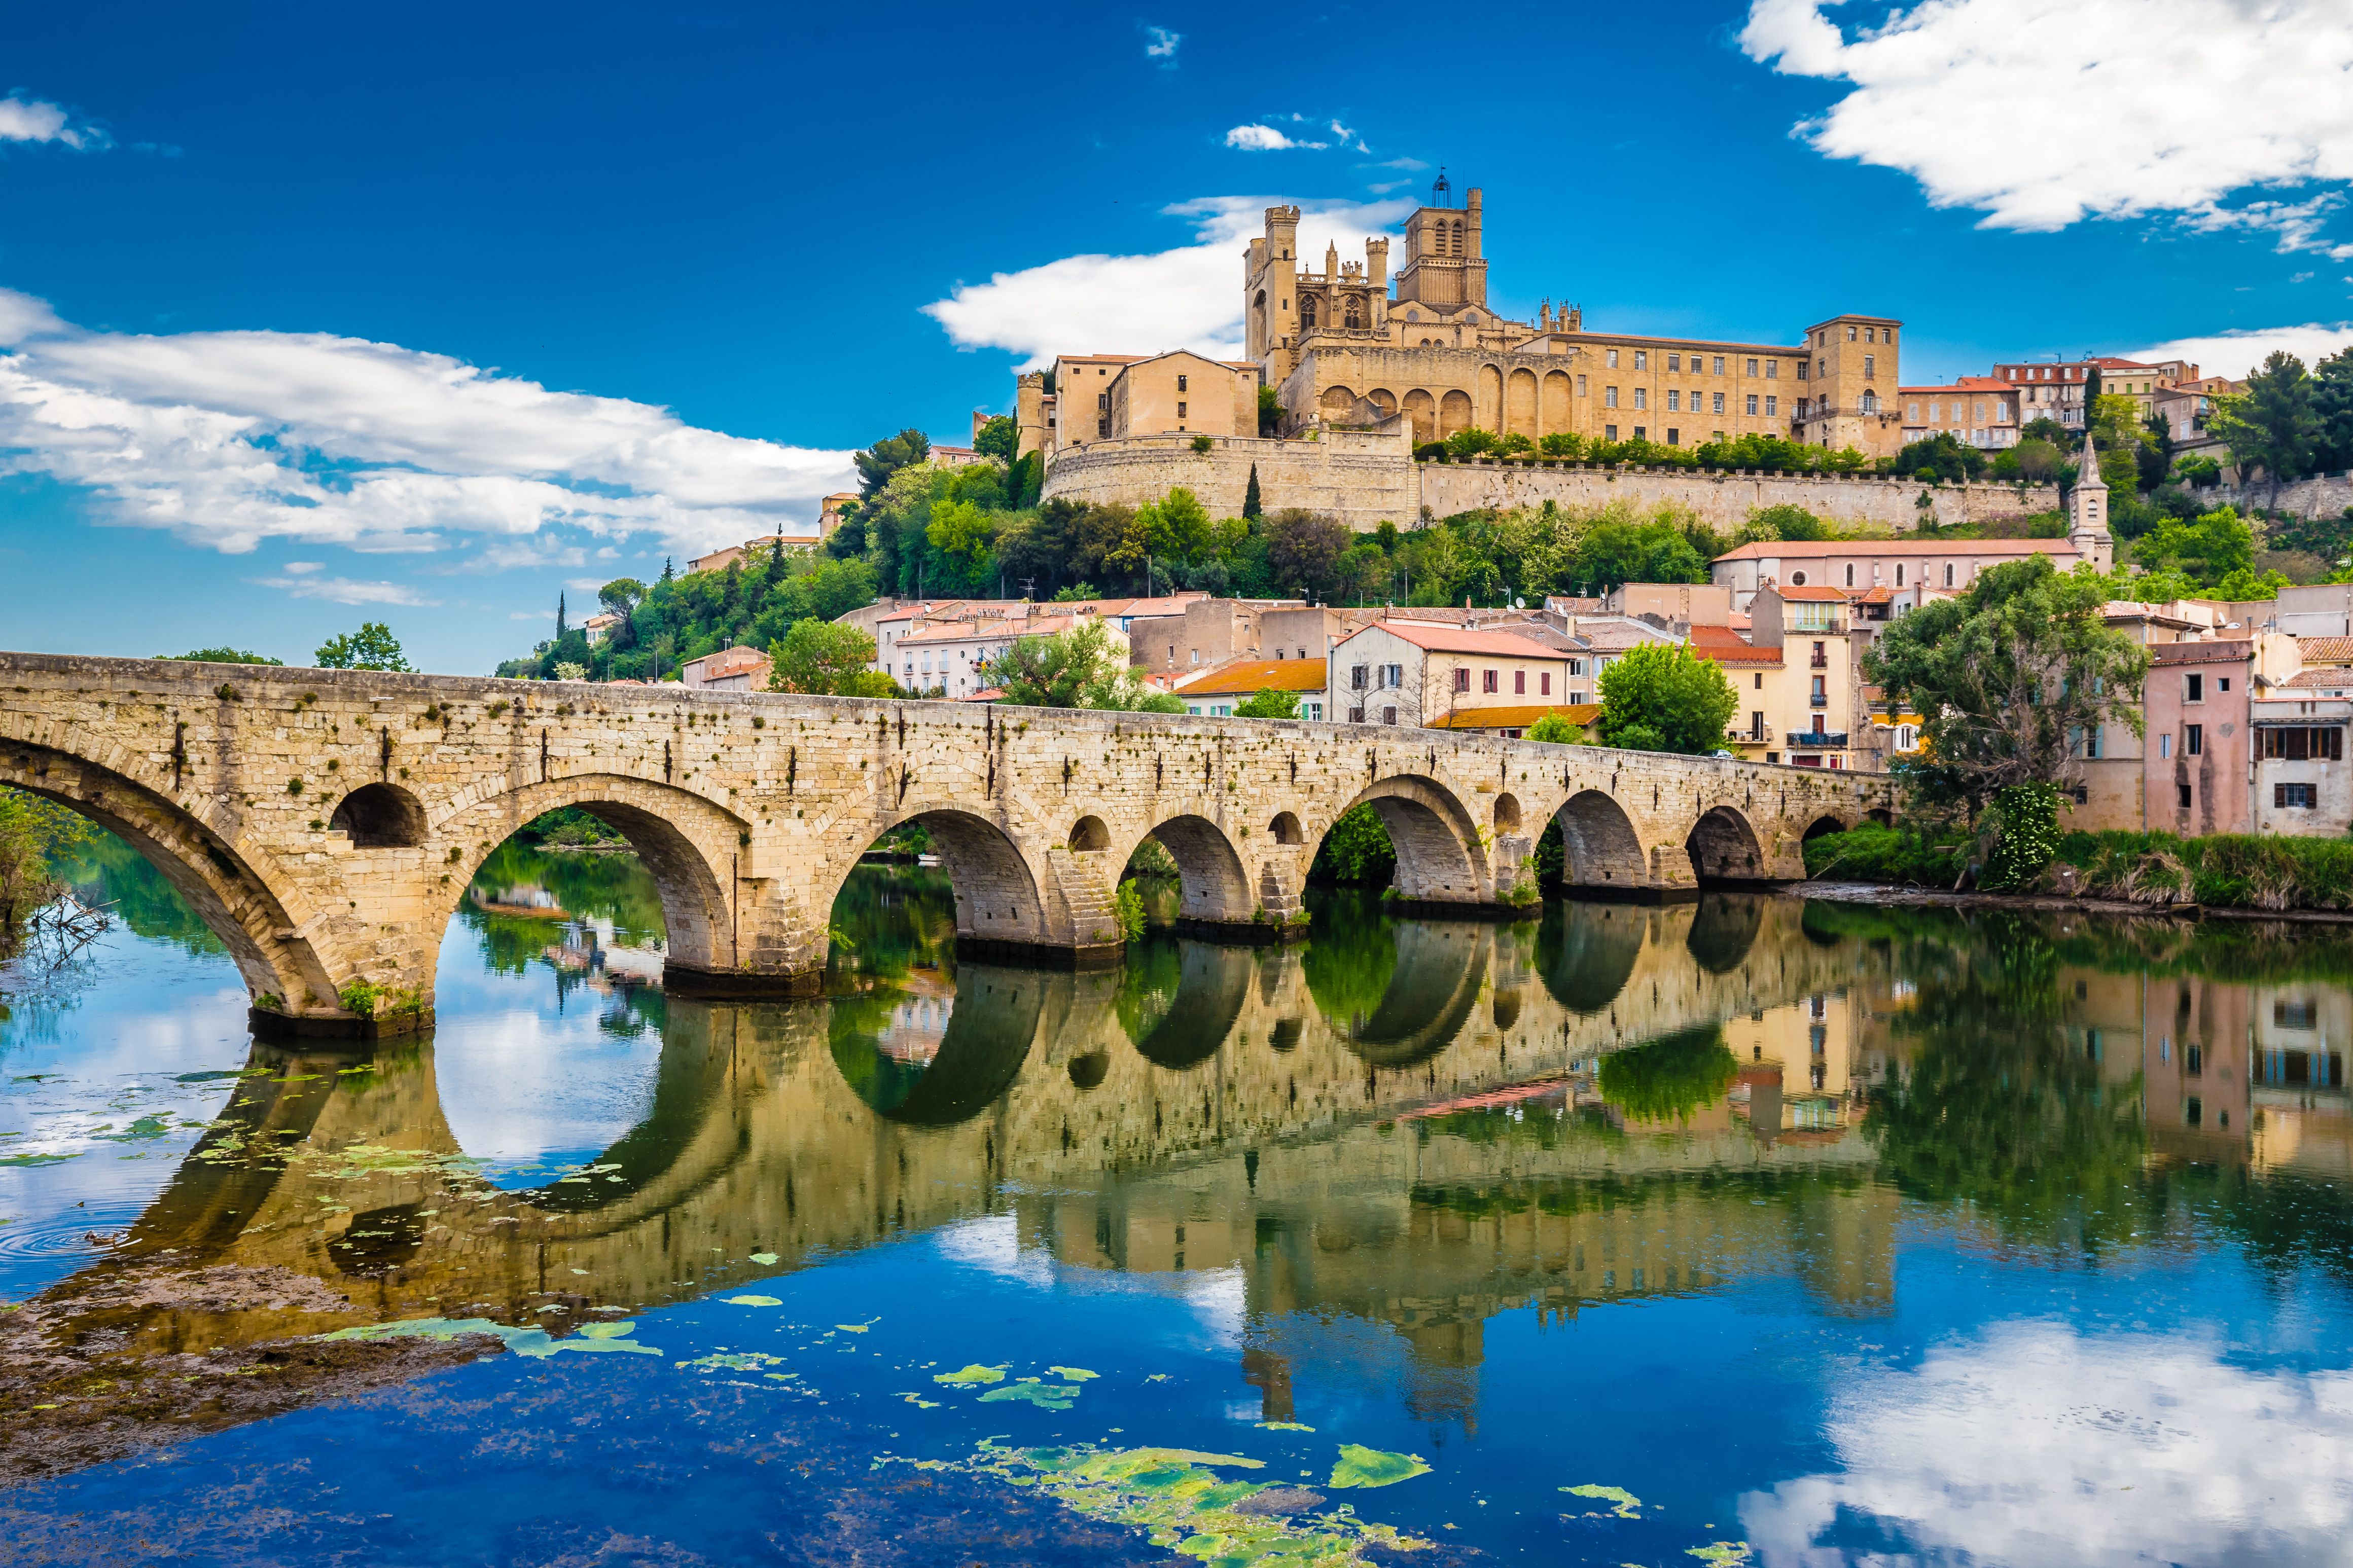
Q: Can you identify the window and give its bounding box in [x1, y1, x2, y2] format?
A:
[1844, 563, 1855, 587]
[2218, 677, 2230, 692]
[1712, 392, 1726, 414]
[1895, 564, 1905, 587]
[1348, 706, 1365, 722]
[1860, 391, 1878, 413]
[2278, 782, 2319, 809]
[2186, 673, 2203, 702]
[2186, 724, 2203, 755]
[1382, 706, 1398, 725]
[2076, 725, 2104, 759]
[2179, 783, 2194, 809]
[1764, 395, 1777, 416]
[1569, 659, 1585, 676]
[1745, 357, 1759, 377]
[2160, 733, 2172, 759]
[1483, 669, 1499, 693]
[1304, 701, 1323, 721]
[1633, 426, 1646, 441]
[1798, 361, 1809, 381]
[1666, 428, 1680, 445]
[1634, 350, 1648, 370]
[1713, 355, 1726, 375]
[1791, 571, 1807, 586]
[1847, 326, 1858, 341]
[1810, 675, 1827, 707]
[2261, 726, 2345, 760]
[1668, 389, 1682, 410]
[1351, 665, 1368, 691]
[1607, 349, 1619, 368]
[1175, 402, 1186, 418]
[1540, 672, 1551, 695]
[1605, 424, 1618, 442]
[1454, 668, 1470, 694]
[1384, 664, 1403, 688]
[1944, 563, 1955, 588]
[1512, 670, 1526, 695]
[1176, 373, 1188, 391]
[1668, 353, 1681, 371]
[1745, 394, 1759, 415]
[1605, 386, 1619, 407]
[1766, 360, 1778, 379]
[1577, 374, 1587, 395]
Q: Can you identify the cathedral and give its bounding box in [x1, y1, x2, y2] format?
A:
[1017, 178, 1905, 463]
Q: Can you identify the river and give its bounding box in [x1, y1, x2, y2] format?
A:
[0, 836, 2349, 1565]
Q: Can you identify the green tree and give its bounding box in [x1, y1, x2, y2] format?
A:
[1538, 432, 1586, 458]
[854, 427, 932, 500]
[1264, 508, 1349, 601]
[2209, 351, 2320, 484]
[1231, 687, 1300, 719]
[1595, 643, 1738, 754]
[1243, 463, 1263, 519]
[1257, 385, 1282, 436]
[766, 618, 897, 697]
[597, 578, 645, 616]
[313, 622, 413, 672]
[1308, 803, 1396, 884]
[1445, 426, 1499, 459]
[1523, 711, 1589, 744]
[988, 617, 1183, 712]
[1570, 520, 1707, 592]
[1597, 1026, 1738, 1123]
[555, 592, 568, 640]
[159, 646, 283, 665]
[973, 415, 1018, 462]
[2131, 504, 2255, 586]
[2313, 345, 2353, 471]
[1864, 555, 2148, 811]
[0, 785, 95, 955]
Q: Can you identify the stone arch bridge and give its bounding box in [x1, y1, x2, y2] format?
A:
[1, 651, 1891, 1034]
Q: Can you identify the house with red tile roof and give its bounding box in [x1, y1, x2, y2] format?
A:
[1327, 618, 1571, 729]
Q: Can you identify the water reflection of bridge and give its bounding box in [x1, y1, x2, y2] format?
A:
[42, 900, 1855, 1348]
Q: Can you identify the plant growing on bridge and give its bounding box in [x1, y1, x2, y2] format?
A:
[1112, 881, 1147, 942]
[337, 978, 383, 1016]
[1594, 644, 1738, 754]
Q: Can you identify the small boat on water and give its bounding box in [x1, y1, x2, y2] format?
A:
[469, 885, 569, 920]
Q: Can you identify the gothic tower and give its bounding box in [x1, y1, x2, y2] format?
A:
[2069, 431, 2113, 571]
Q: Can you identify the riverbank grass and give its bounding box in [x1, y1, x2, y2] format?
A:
[1804, 822, 2353, 912]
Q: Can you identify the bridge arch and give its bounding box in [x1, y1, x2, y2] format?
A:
[1554, 788, 1645, 888]
[1801, 813, 1847, 843]
[1685, 804, 1767, 883]
[833, 803, 1053, 962]
[330, 783, 427, 848]
[1133, 813, 1254, 925]
[1338, 774, 1488, 906]
[439, 775, 750, 991]
[0, 736, 339, 1012]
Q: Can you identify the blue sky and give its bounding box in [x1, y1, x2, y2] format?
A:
[4, 0, 2349, 672]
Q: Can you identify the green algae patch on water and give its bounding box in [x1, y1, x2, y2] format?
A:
[934, 1363, 1009, 1385]
[976, 1377, 1083, 1411]
[1561, 1483, 1642, 1518]
[1687, 1545, 1752, 1566]
[679, 1351, 789, 1373]
[894, 1440, 1431, 1564]
[315, 1316, 660, 1359]
[0, 1153, 82, 1168]
[1327, 1445, 1430, 1490]
[1257, 1422, 1315, 1432]
[722, 1295, 783, 1307]
[748, 1252, 778, 1265]
[1048, 1365, 1098, 1381]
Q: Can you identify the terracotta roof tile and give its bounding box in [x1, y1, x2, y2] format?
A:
[1178, 659, 1329, 697]
[2297, 637, 2353, 664]
[1337, 622, 1570, 659]
[1427, 703, 1602, 731]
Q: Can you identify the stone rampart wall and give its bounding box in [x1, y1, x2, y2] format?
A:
[2212, 471, 2353, 521]
[1043, 431, 2058, 533]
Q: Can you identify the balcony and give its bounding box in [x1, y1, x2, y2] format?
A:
[1809, 651, 1830, 669]
[1786, 730, 1848, 748]
[1729, 723, 1773, 744]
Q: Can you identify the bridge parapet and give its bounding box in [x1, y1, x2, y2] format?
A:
[1, 651, 1891, 1034]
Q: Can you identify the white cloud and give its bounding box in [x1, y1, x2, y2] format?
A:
[1739, 0, 2353, 252]
[253, 574, 439, 607]
[1144, 25, 1181, 64]
[0, 94, 106, 152]
[1227, 124, 1317, 152]
[922, 195, 1414, 370]
[280, 560, 323, 574]
[2130, 320, 2353, 378]
[0, 287, 857, 557]
[1740, 1322, 2353, 1567]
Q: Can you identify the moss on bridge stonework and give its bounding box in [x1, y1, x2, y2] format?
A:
[0, 652, 1889, 1036]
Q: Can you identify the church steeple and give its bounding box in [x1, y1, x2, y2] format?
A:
[2069, 431, 2112, 571]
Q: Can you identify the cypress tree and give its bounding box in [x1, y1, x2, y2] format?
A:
[556, 592, 567, 639]
[1243, 463, 1263, 519]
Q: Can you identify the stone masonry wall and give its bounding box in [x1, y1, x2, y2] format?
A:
[1, 652, 1891, 1033]
[2211, 471, 2353, 521]
[1044, 428, 2058, 533]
